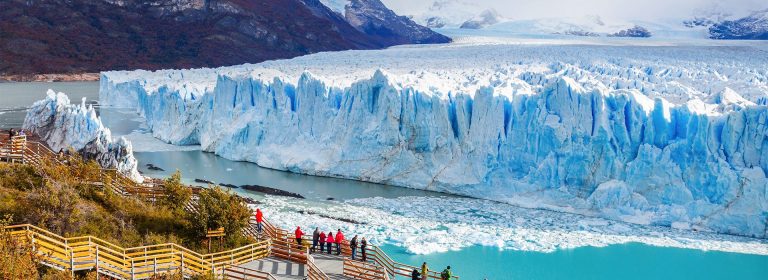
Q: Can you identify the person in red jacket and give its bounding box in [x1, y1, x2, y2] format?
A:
[295, 226, 304, 249]
[318, 231, 327, 254]
[255, 208, 264, 234]
[326, 232, 335, 254]
[335, 229, 344, 255]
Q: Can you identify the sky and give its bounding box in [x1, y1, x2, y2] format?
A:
[382, 0, 768, 21]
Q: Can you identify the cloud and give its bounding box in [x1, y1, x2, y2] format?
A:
[383, 0, 768, 20]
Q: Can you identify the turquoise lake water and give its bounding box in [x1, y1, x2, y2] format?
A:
[2, 82, 768, 279]
[381, 243, 768, 280]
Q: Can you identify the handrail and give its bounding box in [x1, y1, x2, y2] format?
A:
[307, 254, 331, 280]
[223, 265, 278, 280]
[2, 224, 271, 279]
[343, 258, 388, 280]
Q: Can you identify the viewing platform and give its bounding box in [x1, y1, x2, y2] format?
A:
[0, 132, 459, 280]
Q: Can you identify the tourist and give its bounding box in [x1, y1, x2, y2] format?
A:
[255, 208, 264, 234]
[360, 237, 368, 261]
[350, 235, 359, 260]
[335, 229, 344, 255]
[326, 232, 334, 254]
[18, 129, 25, 136]
[8, 128, 14, 138]
[319, 231, 326, 253]
[421, 262, 429, 280]
[295, 226, 304, 249]
[411, 269, 421, 280]
[311, 227, 320, 253]
[440, 266, 452, 280]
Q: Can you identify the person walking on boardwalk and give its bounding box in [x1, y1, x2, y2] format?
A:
[319, 231, 326, 253]
[255, 208, 264, 234]
[326, 232, 335, 254]
[311, 227, 320, 253]
[411, 269, 421, 280]
[440, 266, 452, 280]
[335, 229, 344, 255]
[295, 226, 304, 249]
[350, 235, 359, 260]
[360, 237, 368, 261]
[421, 262, 429, 280]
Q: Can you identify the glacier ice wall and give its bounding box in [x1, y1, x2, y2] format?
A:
[100, 44, 768, 238]
[23, 90, 143, 182]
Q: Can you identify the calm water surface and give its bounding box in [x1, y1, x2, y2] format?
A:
[3, 82, 767, 280]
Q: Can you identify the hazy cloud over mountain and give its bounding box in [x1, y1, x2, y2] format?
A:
[383, 0, 768, 20]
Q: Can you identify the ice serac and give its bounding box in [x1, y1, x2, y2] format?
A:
[23, 90, 143, 182]
[100, 45, 768, 238]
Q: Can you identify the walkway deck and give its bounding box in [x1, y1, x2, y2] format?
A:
[239, 257, 306, 280]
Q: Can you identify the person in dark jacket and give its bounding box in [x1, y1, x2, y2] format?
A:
[411, 269, 421, 280]
[350, 235, 359, 260]
[311, 228, 320, 253]
[360, 237, 368, 261]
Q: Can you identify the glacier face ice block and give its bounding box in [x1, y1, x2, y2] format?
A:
[24, 90, 143, 182]
[101, 43, 768, 238]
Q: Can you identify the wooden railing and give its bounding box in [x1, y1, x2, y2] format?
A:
[3, 224, 271, 279]
[307, 254, 331, 280]
[250, 218, 309, 264]
[343, 258, 388, 280]
[223, 265, 278, 280]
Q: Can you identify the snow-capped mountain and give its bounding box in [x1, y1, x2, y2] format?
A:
[101, 42, 768, 238]
[459, 9, 504, 29]
[709, 9, 768, 39]
[319, 0, 451, 44]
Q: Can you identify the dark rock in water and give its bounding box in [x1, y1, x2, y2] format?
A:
[298, 210, 365, 224]
[146, 163, 165, 171]
[195, 178, 215, 185]
[241, 184, 305, 199]
[220, 183, 239, 189]
[326, 197, 335, 201]
[241, 196, 260, 204]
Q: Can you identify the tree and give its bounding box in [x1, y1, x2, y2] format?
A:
[161, 170, 192, 212]
[189, 186, 250, 244]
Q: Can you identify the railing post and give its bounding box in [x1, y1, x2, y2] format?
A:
[130, 258, 135, 280]
[180, 251, 185, 275]
[70, 248, 75, 278]
[154, 257, 157, 274]
[95, 245, 100, 276]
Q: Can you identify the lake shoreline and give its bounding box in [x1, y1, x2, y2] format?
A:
[0, 73, 100, 82]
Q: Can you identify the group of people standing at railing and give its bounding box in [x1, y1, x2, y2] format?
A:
[254, 208, 369, 260]
[254, 208, 453, 280]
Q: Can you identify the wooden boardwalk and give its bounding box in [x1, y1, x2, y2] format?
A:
[0, 133, 459, 280]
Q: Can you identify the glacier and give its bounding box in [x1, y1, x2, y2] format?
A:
[23, 90, 143, 182]
[101, 42, 768, 238]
